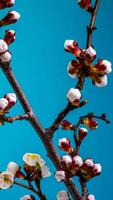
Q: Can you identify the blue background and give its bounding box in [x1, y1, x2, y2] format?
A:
[0, 0, 113, 199]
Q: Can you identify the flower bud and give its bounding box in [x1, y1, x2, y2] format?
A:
[78, 0, 92, 12]
[93, 163, 102, 175]
[87, 194, 95, 200]
[59, 138, 73, 154]
[55, 170, 66, 182]
[85, 46, 96, 62]
[84, 159, 94, 168]
[61, 155, 72, 169]
[95, 75, 107, 87]
[7, 162, 20, 176]
[4, 93, 17, 106]
[57, 190, 69, 200]
[60, 120, 73, 130]
[0, 98, 9, 114]
[0, 171, 14, 189]
[64, 40, 81, 57]
[0, 51, 11, 63]
[67, 88, 81, 106]
[0, 11, 21, 27]
[100, 60, 112, 74]
[0, 0, 15, 10]
[73, 155, 83, 168]
[20, 195, 35, 200]
[0, 39, 8, 54]
[4, 30, 16, 45]
[78, 128, 88, 142]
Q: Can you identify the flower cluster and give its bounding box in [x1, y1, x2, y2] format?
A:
[55, 155, 102, 182]
[0, 93, 16, 115]
[0, 0, 20, 64]
[64, 39, 112, 87]
[0, 153, 51, 190]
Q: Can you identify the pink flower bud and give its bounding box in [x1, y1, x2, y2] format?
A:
[0, 39, 8, 54]
[0, 98, 8, 114]
[59, 138, 73, 154]
[4, 93, 17, 105]
[95, 75, 107, 87]
[78, 0, 92, 11]
[55, 170, 66, 182]
[100, 60, 112, 74]
[7, 162, 20, 176]
[67, 88, 81, 106]
[73, 155, 83, 168]
[93, 163, 102, 175]
[61, 155, 72, 168]
[64, 40, 82, 57]
[0, 0, 15, 10]
[84, 159, 94, 168]
[4, 30, 16, 45]
[78, 128, 88, 142]
[87, 194, 95, 200]
[0, 51, 11, 63]
[85, 46, 96, 62]
[0, 11, 21, 27]
[60, 120, 73, 130]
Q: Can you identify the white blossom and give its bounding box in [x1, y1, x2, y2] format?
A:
[61, 155, 72, 165]
[5, 93, 17, 104]
[0, 51, 11, 63]
[73, 155, 83, 167]
[23, 153, 44, 167]
[84, 159, 94, 168]
[64, 40, 74, 50]
[101, 60, 112, 74]
[0, 98, 8, 110]
[0, 171, 14, 189]
[85, 46, 96, 59]
[87, 194, 95, 200]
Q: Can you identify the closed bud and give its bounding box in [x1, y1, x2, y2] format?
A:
[64, 40, 82, 57]
[55, 170, 66, 182]
[78, 127, 88, 142]
[20, 195, 35, 200]
[0, 39, 8, 54]
[59, 138, 73, 154]
[78, 0, 92, 12]
[67, 88, 81, 106]
[7, 162, 20, 176]
[67, 60, 82, 78]
[73, 155, 83, 168]
[0, 0, 15, 10]
[87, 194, 95, 200]
[85, 46, 96, 62]
[95, 75, 107, 87]
[93, 163, 102, 175]
[0, 98, 9, 115]
[82, 117, 98, 130]
[4, 30, 16, 45]
[84, 159, 94, 168]
[0, 11, 21, 27]
[4, 93, 17, 106]
[60, 120, 73, 130]
[0, 51, 11, 63]
[61, 155, 72, 169]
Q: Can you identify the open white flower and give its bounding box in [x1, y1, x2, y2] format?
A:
[57, 190, 69, 200]
[23, 153, 44, 167]
[41, 164, 51, 178]
[7, 162, 20, 176]
[0, 171, 14, 189]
